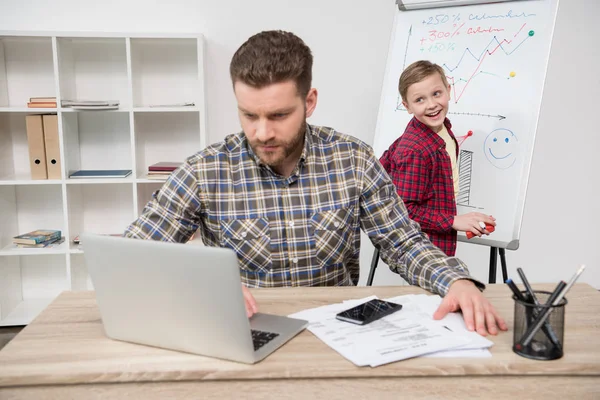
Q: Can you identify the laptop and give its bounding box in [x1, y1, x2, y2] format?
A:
[81, 233, 308, 364]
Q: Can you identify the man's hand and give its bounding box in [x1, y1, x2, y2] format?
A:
[433, 279, 507, 336]
[242, 284, 258, 318]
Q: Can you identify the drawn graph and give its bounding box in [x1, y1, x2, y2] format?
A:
[395, 14, 537, 112]
[457, 150, 473, 206]
[444, 25, 532, 104]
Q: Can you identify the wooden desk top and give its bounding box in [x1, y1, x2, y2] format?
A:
[1, 284, 599, 389]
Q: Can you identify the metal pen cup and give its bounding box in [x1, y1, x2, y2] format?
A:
[512, 290, 567, 360]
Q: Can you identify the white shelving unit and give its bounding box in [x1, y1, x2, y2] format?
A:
[0, 31, 207, 326]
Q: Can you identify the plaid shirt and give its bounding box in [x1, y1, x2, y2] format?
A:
[124, 124, 479, 296]
[379, 117, 458, 256]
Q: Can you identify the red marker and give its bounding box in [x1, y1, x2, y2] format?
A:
[466, 223, 495, 239]
[467, 130, 473, 137]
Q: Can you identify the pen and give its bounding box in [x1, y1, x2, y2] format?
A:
[516, 267, 537, 304]
[507, 277, 561, 347]
[505, 278, 527, 302]
[518, 265, 586, 348]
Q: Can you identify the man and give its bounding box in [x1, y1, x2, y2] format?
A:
[124, 30, 507, 336]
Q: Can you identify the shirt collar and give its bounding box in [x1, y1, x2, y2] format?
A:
[411, 116, 452, 132]
[410, 117, 453, 146]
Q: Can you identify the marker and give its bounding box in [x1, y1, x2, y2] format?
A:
[466, 223, 495, 239]
[467, 130, 473, 136]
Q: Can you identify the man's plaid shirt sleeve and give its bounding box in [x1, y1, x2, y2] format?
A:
[362, 147, 481, 296]
[124, 160, 202, 243]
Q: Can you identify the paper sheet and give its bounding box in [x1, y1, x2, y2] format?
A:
[289, 294, 491, 367]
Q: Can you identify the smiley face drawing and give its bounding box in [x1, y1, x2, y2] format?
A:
[483, 128, 518, 169]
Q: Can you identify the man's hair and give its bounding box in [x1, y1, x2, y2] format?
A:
[230, 30, 313, 98]
[398, 60, 449, 102]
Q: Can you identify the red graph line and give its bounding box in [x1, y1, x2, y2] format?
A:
[514, 23, 527, 38]
[446, 23, 528, 104]
[447, 38, 513, 103]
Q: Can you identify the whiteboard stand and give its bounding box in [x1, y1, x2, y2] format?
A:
[489, 247, 508, 284]
[365, 247, 508, 286]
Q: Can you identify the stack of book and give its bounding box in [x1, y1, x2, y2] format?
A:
[13, 229, 64, 248]
[27, 97, 57, 108]
[69, 169, 132, 179]
[147, 162, 182, 180]
[61, 99, 120, 110]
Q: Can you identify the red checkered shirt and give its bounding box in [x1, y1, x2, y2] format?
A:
[379, 117, 458, 256]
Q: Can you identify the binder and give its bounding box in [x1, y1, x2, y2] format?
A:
[25, 115, 48, 180]
[42, 114, 61, 179]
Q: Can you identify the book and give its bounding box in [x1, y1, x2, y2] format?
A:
[29, 96, 57, 103]
[148, 162, 182, 172]
[15, 236, 65, 248]
[13, 229, 62, 245]
[42, 114, 62, 179]
[148, 102, 195, 108]
[25, 115, 48, 179]
[69, 169, 132, 179]
[27, 102, 57, 108]
[61, 99, 120, 107]
[69, 105, 119, 110]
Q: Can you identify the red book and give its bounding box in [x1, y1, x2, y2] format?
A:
[148, 162, 182, 172]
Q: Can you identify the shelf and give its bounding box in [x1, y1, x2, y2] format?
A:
[65, 178, 134, 185]
[136, 181, 164, 214]
[57, 37, 130, 109]
[0, 298, 56, 326]
[130, 38, 200, 108]
[136, 176, 169, 183]
[0, 107, 57, 113]
[133, 106, 199, 112]
[0, 31, 205, 326]
[0, 185, 65, 251]
[62, 111, 132, 173]
[0, 177, 62, 185]
[134, 112, 199, 172]
[0, 36, 55, 108]
[0, 241, 68, 256]
[66, 184, 134, 239]
[60, 107, 130, 113]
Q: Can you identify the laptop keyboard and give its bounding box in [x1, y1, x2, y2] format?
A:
[251, 329, 279, 351]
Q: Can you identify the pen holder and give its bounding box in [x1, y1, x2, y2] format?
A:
[512, 290, 567, 360]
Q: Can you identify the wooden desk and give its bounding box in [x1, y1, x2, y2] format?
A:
[0, 284, 599, 399]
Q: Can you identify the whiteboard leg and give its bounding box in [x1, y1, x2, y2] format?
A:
[499, 248, 508, 283]
[489, 247, 498, 284]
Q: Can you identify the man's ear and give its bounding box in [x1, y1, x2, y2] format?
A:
[402, 101, 413, 115]
[305, 88, 318, 118]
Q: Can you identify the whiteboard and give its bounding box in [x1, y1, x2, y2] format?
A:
[373, 0, 559, 250]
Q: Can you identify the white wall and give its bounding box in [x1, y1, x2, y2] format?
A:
[1, 0, 597, 288]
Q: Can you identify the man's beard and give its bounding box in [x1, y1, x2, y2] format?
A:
[250, 121, 306, 169]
